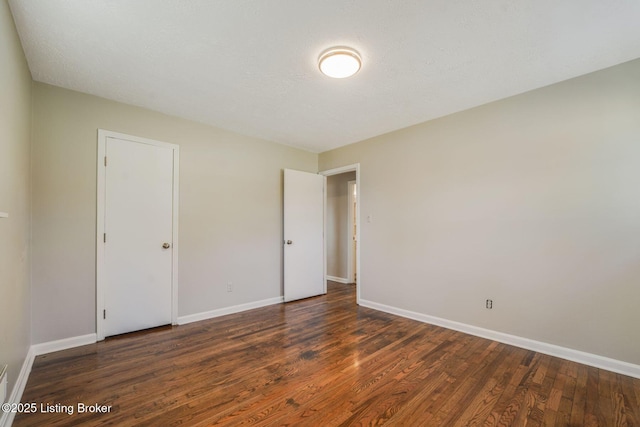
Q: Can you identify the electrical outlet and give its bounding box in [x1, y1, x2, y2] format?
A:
[486, 299, 493, 309]
[227, 282, 233, 292]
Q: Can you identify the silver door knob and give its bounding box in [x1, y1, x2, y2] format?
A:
[286, 240, 293, 245]
[162, 243, 171, 249]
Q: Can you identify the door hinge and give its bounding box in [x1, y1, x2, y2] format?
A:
[103, 233, 106, 243]
[104, 156, 107, 166]
[103, 309, 106, 319]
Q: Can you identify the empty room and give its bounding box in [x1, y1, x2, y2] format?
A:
[1, 0, 639, 426]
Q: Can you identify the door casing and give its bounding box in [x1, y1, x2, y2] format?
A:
[96, 129, 180, 341]
[320, 164, 361, 304]
[347, 180, 357, 284]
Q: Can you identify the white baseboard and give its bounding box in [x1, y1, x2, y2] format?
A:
[0, 334, 97, 427]
[359, 299, 640, 380]
[326, 275, 349, 284]
[0, 300, 283, 425]
[0, 347, 35, 427]
[4, 300, 636, 427]
[177, 296, 283, 325]
[31, 334, 97, 356]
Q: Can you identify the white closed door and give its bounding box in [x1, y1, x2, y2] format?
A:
[103, 136, 174, 337]
[284, 169, 325, 302]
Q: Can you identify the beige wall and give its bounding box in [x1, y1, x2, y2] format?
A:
[319, 58, 640, 365]
[31, 83, 317, 344]
[0, 0, 32, 398]
[7, 0, 639, 373]
[326, 172, 356, 279]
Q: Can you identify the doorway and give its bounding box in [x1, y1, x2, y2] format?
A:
[321, 164, 360, 304]
[96, 130, 180, 340]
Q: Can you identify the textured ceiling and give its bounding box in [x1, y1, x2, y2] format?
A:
[8, 0, 640, 153]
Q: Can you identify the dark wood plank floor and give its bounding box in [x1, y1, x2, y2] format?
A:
[15, 281, 640, 426]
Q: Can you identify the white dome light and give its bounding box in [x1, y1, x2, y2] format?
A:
[318, 47, 362, 79]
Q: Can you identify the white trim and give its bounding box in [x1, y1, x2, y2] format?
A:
[346, 180, 356, 284]
[0, 348, 35, 427]
[98, 129, 180, 150]
[96, 129, 180, 341]
[321, 164, 358, 176]
[171, 148, 180, 325]
[359, 299, 640, 380]
[320, 164, 361, 305]
[0, 334, 99, 426]
[177, 297, 284, 325]
[31, 334, 97, 356]
[97, 130, 106, 341]
[0, 212, 8, 218]
[322, 174, 328, 295]
[327, 275, 349, 284]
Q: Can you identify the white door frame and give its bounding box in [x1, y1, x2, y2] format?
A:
[320, 164, 361, 304]
[96, 129, 180, 341]
[347, 180, 357, 284]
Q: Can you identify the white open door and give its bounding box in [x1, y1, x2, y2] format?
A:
[97, 131, 179, 339]
[284, 169, 325, 302]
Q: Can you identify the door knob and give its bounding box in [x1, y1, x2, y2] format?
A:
[162, 242, 171, 249]
[286, 240, 293, 245]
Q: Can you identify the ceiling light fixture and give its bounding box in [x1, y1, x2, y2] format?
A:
[318, 47, 362, 78]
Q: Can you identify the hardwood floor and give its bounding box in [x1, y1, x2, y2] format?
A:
[14, 281, 640, 426]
